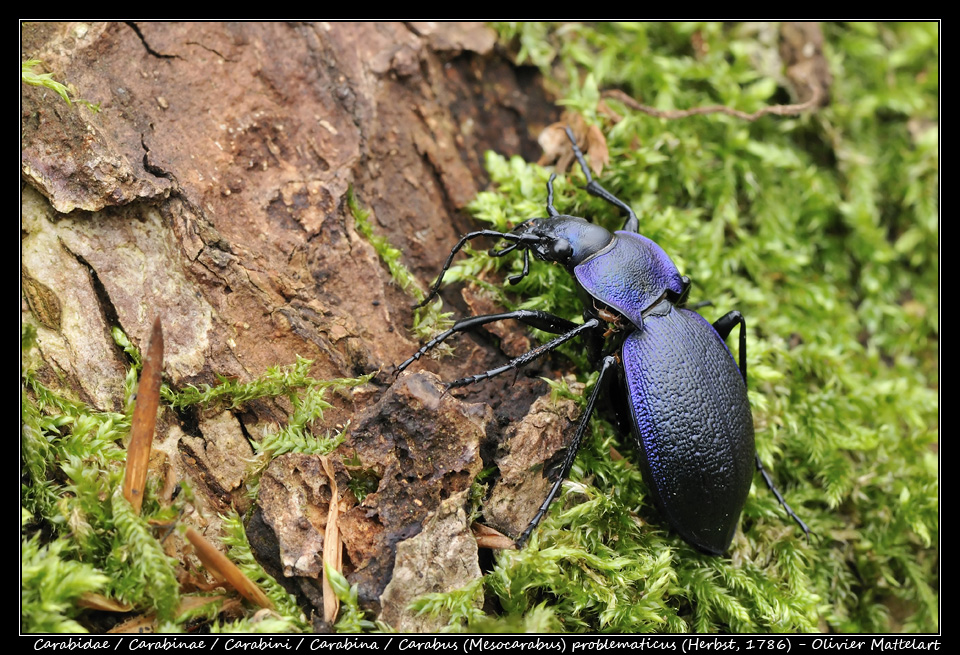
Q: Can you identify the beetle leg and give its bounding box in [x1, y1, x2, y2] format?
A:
[445, 318, 601, 390]
[712, 310, 747, 383]
[564, 127, 640, 233]
[714, 310, 812, 542]
[395, 310, 581, 375]
[545, 173, 559, 218]
[507, 249, 531, 285]
[516, 353, 618, 547]
[489, 242, 519, 257]
[755, 454, 813, 542]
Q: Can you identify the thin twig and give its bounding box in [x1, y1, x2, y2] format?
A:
[601, 87, 822, 122]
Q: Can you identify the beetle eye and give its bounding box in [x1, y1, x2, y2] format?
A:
[551, 239, 573, 262]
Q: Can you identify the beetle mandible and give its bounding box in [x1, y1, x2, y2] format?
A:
[396, 127, 809, 555]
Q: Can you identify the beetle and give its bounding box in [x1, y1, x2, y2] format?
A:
[396, 127, 809, 555]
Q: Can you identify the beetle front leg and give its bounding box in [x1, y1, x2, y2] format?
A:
[516, 353, 618, 547]
[564, 127, 640, 233]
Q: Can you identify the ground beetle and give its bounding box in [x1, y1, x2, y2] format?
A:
[397, 128, 809, 555]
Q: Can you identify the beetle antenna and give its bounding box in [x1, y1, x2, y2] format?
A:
[414, 229, 519, 309]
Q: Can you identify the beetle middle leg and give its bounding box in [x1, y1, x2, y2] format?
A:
[395, 310, 582, 375]
[399, 311, 610, 545]
[713, 310, 812, 541]
[445, 318, 601, 390]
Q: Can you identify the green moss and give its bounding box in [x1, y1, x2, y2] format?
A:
[221, 513, 310, 631]
[325, 563, 392, 633]
[21, 528, 110, 633]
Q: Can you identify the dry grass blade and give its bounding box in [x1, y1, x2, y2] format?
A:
[105, 596, 234, 632]
[320, 455, 342, 623]
[185, 527, 274, 609]
[123, 317, 164, 514]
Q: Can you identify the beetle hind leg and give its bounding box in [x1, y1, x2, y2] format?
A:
[755, 454, 813, 542]
[713, 310, 747, 383]
[714, 309, 812, 542]
[516, 354, 618, 547]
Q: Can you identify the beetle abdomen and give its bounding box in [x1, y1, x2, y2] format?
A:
[621, 306, 754, 555]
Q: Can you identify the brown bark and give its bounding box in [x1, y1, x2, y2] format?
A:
[22, 21, 572, 626]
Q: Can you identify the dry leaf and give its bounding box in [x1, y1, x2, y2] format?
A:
[77, 593, 133, 612]
[472, 523, 516, 550]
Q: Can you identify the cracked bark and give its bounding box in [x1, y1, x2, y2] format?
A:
[22, 21, 573, 627]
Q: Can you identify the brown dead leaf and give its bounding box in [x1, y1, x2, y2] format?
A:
[585, 123, 609, 177]
[108, 614, 155, 634]
[77, 593, 133, 612]
[537, 113, 607, 177]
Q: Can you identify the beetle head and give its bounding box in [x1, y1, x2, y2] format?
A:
[506, 216, 613, 269]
